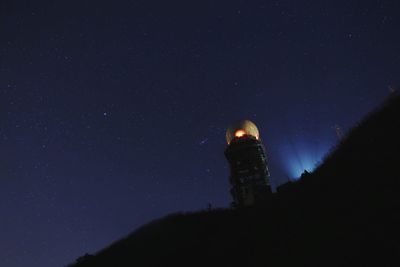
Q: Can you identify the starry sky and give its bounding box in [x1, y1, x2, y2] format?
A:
[1, 1, 399, 266]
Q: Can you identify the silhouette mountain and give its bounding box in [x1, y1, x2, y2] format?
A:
[68, 92, 400, 267]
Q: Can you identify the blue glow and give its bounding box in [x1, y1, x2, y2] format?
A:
[277, 137, 334, 180]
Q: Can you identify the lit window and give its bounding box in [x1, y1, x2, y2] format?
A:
[235, 130, 246, 138]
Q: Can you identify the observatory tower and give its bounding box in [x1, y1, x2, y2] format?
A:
[225, 120, 271, 207]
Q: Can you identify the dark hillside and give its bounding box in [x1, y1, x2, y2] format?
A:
[68, 93, 400, 267]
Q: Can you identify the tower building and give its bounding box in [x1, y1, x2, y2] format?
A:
[225, 120, 271, 207]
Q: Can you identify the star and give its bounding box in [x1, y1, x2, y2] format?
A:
[199, 138, 209, 145]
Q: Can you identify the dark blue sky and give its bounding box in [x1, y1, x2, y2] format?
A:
[1, 1, 399, 266]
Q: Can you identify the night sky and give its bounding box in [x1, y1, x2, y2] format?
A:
[1, 1, 399, 266]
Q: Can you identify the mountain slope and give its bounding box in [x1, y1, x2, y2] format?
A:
[68, 93, 400, 267]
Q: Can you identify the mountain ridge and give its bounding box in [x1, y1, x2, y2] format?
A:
[68, 92, 400, 267]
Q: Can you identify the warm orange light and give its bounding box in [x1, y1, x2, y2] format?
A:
[234, 130, 246, 138]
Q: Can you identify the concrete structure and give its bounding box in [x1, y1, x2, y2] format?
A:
[225, 120, 271, 207]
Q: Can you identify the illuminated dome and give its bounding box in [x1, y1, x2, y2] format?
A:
[226, 120, 260, 144]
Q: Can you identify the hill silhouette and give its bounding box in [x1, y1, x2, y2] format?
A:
[68, 92, 400, 267]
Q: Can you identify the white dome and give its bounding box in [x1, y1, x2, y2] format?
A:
[226, 120, 260, 144]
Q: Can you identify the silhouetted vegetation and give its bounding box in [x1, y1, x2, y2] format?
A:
[68, 93, 400, 267]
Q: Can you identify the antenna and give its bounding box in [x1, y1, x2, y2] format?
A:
[334, 124, 343, 140]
